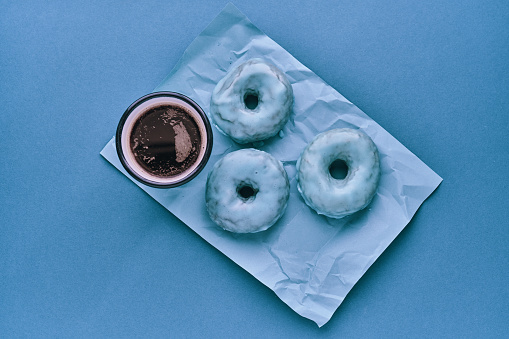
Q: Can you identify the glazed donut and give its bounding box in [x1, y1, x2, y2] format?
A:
[210, 59, 293, 144]
[205, 149, 290, 233]
[297, 128, 381, 219]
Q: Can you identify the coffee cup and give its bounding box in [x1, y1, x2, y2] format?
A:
[116, 92, 213, 188]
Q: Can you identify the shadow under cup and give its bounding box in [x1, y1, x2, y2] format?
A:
[116, 92, 213, 188]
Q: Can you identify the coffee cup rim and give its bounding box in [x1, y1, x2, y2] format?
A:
[115, 91, 213, 188]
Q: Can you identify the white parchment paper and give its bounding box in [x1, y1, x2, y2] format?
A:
[100, 3, 442, 326]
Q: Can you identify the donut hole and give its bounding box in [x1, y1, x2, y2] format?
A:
[237, 183, 258, 201]
[243, 90, 259, 110]
[329, 159, 349, 180]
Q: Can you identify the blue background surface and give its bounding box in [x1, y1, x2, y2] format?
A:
[1, 1, 507, 337]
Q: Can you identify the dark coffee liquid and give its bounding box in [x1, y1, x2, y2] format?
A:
[129, 104, 201, 177]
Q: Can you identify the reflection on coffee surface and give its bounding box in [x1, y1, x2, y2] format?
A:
[129, 104, 201, 177]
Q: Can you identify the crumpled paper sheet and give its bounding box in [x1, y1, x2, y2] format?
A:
[100, 3, 442, 327]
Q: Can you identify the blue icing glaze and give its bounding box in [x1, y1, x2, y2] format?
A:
[206, 148, 290, 233]
[210, 59, 293, 144]
[297, 128, 381, 219]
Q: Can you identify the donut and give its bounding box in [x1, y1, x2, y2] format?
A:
[297, 128, 381, 219]
[205, 149, 290, 233]
[210, 59, 293, 144]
